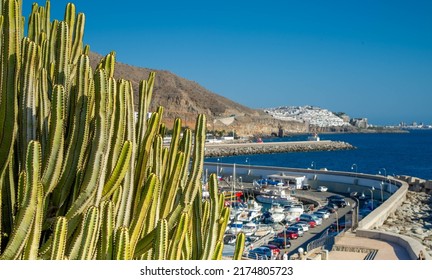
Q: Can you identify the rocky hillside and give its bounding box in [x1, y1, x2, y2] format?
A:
[89, 52, 307, 136]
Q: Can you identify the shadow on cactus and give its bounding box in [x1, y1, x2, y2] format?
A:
[0, 0, 240, 260]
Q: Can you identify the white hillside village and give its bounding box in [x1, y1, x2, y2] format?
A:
[264, 105, 367, 128]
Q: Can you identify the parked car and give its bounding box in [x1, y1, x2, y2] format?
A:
[302, 184, 311, 190]
[317, 186, 328, 192]
[247, 246, 272, 259]
[268, 238, 292, 249]
[277, 230, 299, 240]
[330, 220, 352, 232]
[309, 214, 323, 225]
[327, 194, 344, 201]
[307, 220, 317, 228]
[314, 210, 330, 220]
[299, 213, 322, 226]
[262, 244, 281, 256]
[286, 226, 304, 237]
[331, 198, 349, 208]
[323, 203, 339, 213]
[293, 221, 309, 232]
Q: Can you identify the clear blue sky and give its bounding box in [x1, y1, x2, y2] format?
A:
[24, 0, 432, 125]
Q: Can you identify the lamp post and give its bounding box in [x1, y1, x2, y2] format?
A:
[246, 158, 251, 175]
[311, 161, 316, 180]
[335, 210, 339, 234]
[351, 163, 358, 175]
[379, 182, 384, 203]
[352, 197, 360, 230]
[216, 158, 220, 179]
[239, 176, 243, 188]
[368, 186, 375, 210]
[378, 168, 387, 203]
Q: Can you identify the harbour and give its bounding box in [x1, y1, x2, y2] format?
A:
[208, 164, 373, 260]
[218, 179, 359, 260]
[204, 160, 431, 260]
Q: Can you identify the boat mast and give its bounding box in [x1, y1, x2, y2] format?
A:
[232, 163, 236, 208]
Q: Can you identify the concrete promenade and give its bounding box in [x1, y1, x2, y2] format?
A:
[328, 232, 411, 260]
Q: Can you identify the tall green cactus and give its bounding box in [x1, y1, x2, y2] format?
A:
[233, 233, 246, 260]
[50, 216, 68, 260]
[0, 140, 41, 260]
[0, 0, 20, 178]
[0, 0, 244, 260]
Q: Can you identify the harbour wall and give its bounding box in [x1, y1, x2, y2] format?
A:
[204, 140, 355, 157]
[205, 162, 401, 199]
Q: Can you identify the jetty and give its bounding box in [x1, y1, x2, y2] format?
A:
[204, 140, 355, 157]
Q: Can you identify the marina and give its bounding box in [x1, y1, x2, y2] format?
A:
[204, 161, 407, 260]
[214, 176, 356, 259]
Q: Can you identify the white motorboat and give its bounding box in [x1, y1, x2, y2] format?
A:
[242, 222, 258, 236]
[253, 224, 274, 237]
[246, 199, 263, 212]
[228, 201, 248, 221]
[255, 190, 298, 206]
[235, 209, 262, 223]
[227, 221, 244, 234]
[269, 203, 285, 214]
[261, 209, 285, 224]
[283, 203, 304, 215]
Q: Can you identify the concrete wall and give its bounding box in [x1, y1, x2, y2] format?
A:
[357, 180, 408, 229]
[205, 162, 400, 195]
[356, 229, 431, 260]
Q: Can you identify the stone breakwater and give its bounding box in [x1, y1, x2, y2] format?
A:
[204, 140, 355, 157]
[377, 191, 432, 255]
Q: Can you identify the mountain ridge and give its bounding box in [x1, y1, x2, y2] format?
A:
[88, 52, 312, 136]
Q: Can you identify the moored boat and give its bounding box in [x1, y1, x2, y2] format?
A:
[236, 209, 262, 223]
[227, 221, 244, 234]
[242, 222, 258, 236]
[255, 191, 298, 206]
[283, 203, 304, 215]
[253, 224, 274, 237]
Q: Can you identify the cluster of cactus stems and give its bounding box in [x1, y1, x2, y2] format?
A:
[0, 0, 244, 260]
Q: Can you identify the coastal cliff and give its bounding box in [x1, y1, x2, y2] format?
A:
[204, 140, 355, 157]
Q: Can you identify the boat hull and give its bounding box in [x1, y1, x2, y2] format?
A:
[256, 195, 296, 206]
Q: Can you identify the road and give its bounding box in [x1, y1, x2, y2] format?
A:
[274, 190, 356, 258]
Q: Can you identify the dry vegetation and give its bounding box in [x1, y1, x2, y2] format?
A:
[89, 52, 306, 136]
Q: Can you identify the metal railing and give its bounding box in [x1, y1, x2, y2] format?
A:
[306, 227, 349, 252]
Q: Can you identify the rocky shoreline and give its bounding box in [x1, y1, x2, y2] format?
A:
[204, 140, 355, 157]
[377, 191, 432, 255]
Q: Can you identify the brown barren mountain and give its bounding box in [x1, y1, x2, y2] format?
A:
[89, 52, 308, 137]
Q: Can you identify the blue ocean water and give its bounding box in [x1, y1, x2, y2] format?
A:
[205, 130, 432, 180]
